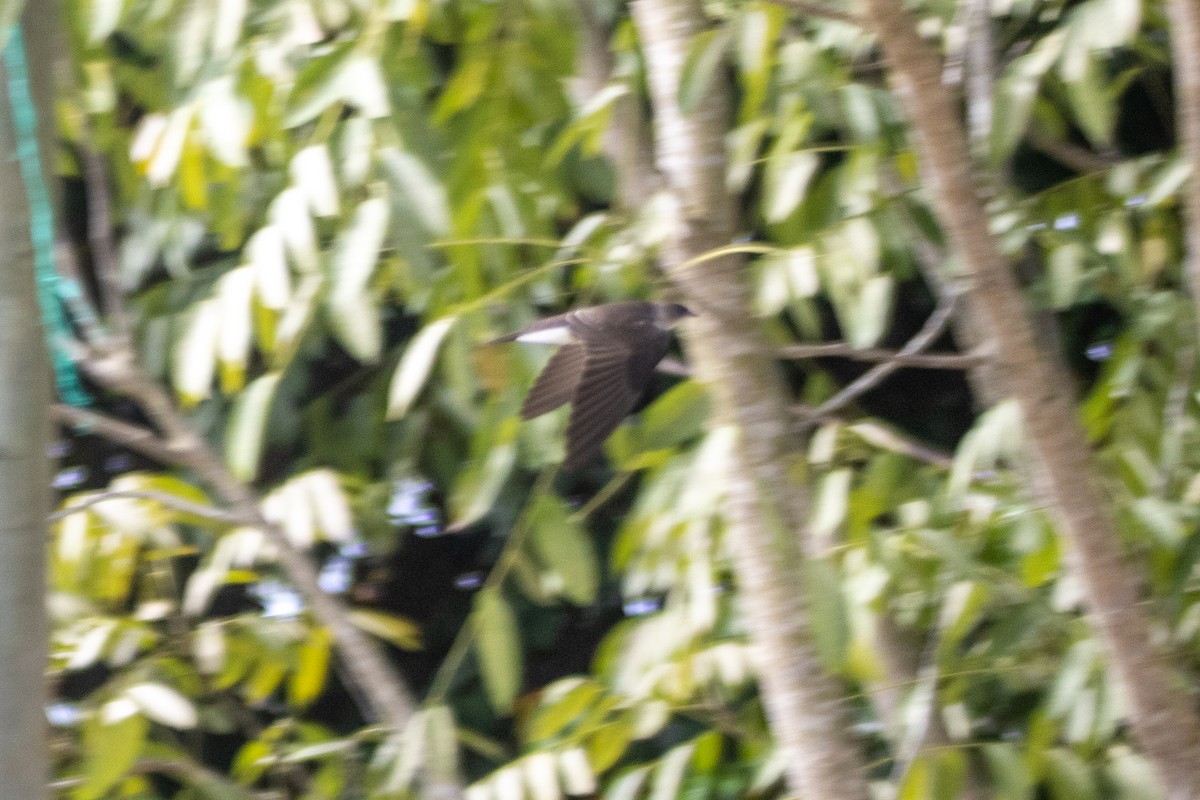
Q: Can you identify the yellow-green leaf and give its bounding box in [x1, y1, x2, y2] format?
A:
[474, 587, 522, 714]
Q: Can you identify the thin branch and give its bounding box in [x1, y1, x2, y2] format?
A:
[767, 0, 865, 26]
[50, 403, 180, 465]
[780, 342, 983, 369]
[803, 296, 963, 421]
[48, 489, 250, 525]
[1024, 127, 1118, 174]
[80, 143, 130, 339]
[663, 343, 982, 379]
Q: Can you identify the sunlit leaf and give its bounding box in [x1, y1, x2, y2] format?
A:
[124, 683, 198, 729]
[225, 372, 282, 481]
[347, 609, 423, 650]
[379, 147, 451, 235]
[386, 316, 458, 419]
[288, 627, 332, 706]
[78, 705, 148, 800]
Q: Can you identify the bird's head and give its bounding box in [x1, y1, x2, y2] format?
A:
[655, 302, 696, 328]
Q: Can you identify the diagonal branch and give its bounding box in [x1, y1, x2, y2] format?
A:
[48, 488, 250, 525]
[55, 149, 433, 749]
[805, 295, 962, 420]
[50, 403, 180, 465]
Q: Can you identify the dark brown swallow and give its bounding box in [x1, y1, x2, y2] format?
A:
[491, 301, 694, 470]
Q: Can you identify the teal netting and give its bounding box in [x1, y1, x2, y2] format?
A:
[5, 24, 90, 407]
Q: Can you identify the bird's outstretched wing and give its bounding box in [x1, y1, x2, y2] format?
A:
[520, 344, 585, 419]
[561, 320, 672, 470]
[563, 340, 640, 470]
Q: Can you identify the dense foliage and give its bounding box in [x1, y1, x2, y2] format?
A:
[41, 0, 1200, 797]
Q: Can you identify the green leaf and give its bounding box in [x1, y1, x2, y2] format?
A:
[530, 494, 599, 605]
[474, 587, 522, 714]
[424, 705, 461, 786]
[1045, 749, 1098, 800]
[736, 3, 784, 120]
[990, 76, 1040, 166]
[447, 416, 519, 530]
[765, 151, 819, 223]
[636, 381, 711, 458]
[284, 43, 367, 127]
[77, 704, 148, 800]
[288, 627, 332, 706]
[225, 372, 282, 481]
[530, 679, 604, 740]
[174, 298, 220, 406]
[1064, 58, 1114, 148]
[386, 317, 458, 419]
[347, 609, 422, 650]
[379, 148, 451, 236]
[897, 754, 931, 800]
[587, 719, 634, 773]
[651, 743, 694, 800]
[679, 29, 731, 115]
[982, 743, 1034, 800]
[1048, 243, 1086, 309]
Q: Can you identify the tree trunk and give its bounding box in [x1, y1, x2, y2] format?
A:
[0, 5, 55, 799]
[1167, 0, 1200, 343]
[862, 0, 1200, 794]
[630, 2, 872, 798]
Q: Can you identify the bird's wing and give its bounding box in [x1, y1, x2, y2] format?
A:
[623, 323, 672, 396]
[520, 344, 586, 419]
[563, 340, 640, 470]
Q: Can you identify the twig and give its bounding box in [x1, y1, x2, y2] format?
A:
[780, 342, 983, 369]
[803, 296, 963, 421]
[50, 403, 180, 465]
[48, 489, 249, 525]
[766, 0, 865, 26]
[80, 144, 130, 339]
[1024, 127, 1117, 174]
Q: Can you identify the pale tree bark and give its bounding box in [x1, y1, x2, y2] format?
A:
[573, 1, 662, 209]
[1166, 0, 1200, 344]
[862, 0, 1200, 795]
[0, 4, 53, 799]
[630, 1, 872, 798]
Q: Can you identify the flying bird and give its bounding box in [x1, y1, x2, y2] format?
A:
[490, 301, 694, 470]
